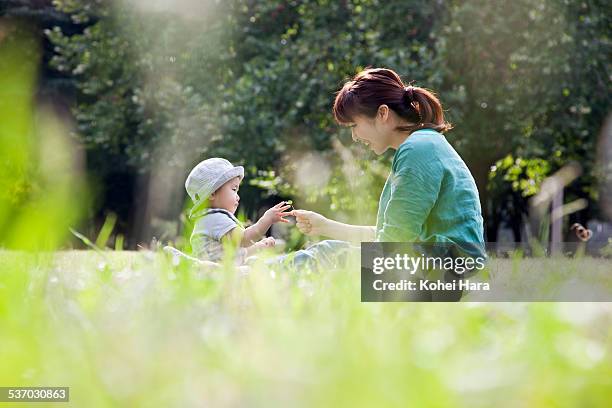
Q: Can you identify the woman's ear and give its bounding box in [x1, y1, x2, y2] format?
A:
[377, 104, 389, 121]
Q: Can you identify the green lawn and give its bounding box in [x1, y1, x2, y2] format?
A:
[1, 250, 611, 407]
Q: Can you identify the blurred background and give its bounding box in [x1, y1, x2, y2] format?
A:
[1, 0, 610, 250]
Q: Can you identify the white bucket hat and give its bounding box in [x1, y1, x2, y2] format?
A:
[185, 158, 244, 215]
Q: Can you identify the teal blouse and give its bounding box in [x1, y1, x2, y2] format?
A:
[375, 129, 485, 258]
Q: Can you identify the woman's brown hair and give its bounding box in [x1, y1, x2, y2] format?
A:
[333, 68, 452, 134]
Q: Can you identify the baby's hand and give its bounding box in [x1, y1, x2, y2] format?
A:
[245, 237, 276, 257]
[254, 236, 276, 250]
[263, 201, 293, 224]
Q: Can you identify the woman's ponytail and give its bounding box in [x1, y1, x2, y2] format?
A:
[397, 86, 452, 134]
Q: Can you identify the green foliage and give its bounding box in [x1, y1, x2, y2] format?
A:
[249, 139, 389, 224]
[489, 155, 552, 199]
[487, 155, 551, 238]
[0, 24, 39, 220]
[213, 0, 447, 221]
[45, 0, 611, 243]
[46, 3, 222, 174]
[439, 0, 611, 235]
[220, 0, 444, 153]
[0, 22, 85, 250]
[46, 0, 445, 238]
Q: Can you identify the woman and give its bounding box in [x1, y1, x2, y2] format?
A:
[292, 68, 485, 298]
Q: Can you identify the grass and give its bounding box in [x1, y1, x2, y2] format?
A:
[0, 250, 610, 407]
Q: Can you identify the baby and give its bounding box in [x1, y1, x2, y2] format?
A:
[185, 158, 292, 263]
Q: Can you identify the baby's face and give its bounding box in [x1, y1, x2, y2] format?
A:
[210, 177, 241, 213]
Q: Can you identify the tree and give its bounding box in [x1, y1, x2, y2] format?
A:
[45, 0, 610, 245]
[47, 0, 232, 244]
[438, 0, 611, 240]
[47, 0, 446, 242]
[216, 0, 446, 222]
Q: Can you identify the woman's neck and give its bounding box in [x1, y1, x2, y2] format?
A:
[389, 128, 413, 150]
[387, 114, 419, 149]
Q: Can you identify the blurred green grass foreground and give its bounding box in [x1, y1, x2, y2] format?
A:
[0, 250, 610, 407]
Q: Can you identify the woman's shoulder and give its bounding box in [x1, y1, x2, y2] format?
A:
[399, 129, 445, 151]
[399, 129, 460, 163]
[394, 130, 445, 169]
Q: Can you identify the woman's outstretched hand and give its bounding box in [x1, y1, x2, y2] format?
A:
[291, 209, 328, 236]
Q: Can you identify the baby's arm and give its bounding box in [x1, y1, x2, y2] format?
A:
[244, 237, 276, 257]
[223, 227, 276, 257]
[241, 201, 292, 246]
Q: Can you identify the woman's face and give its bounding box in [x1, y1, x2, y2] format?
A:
[347, 110, 393, 155]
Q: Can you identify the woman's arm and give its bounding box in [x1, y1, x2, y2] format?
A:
[326, 219, 376, 243]
[292, 210, 376, 243]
